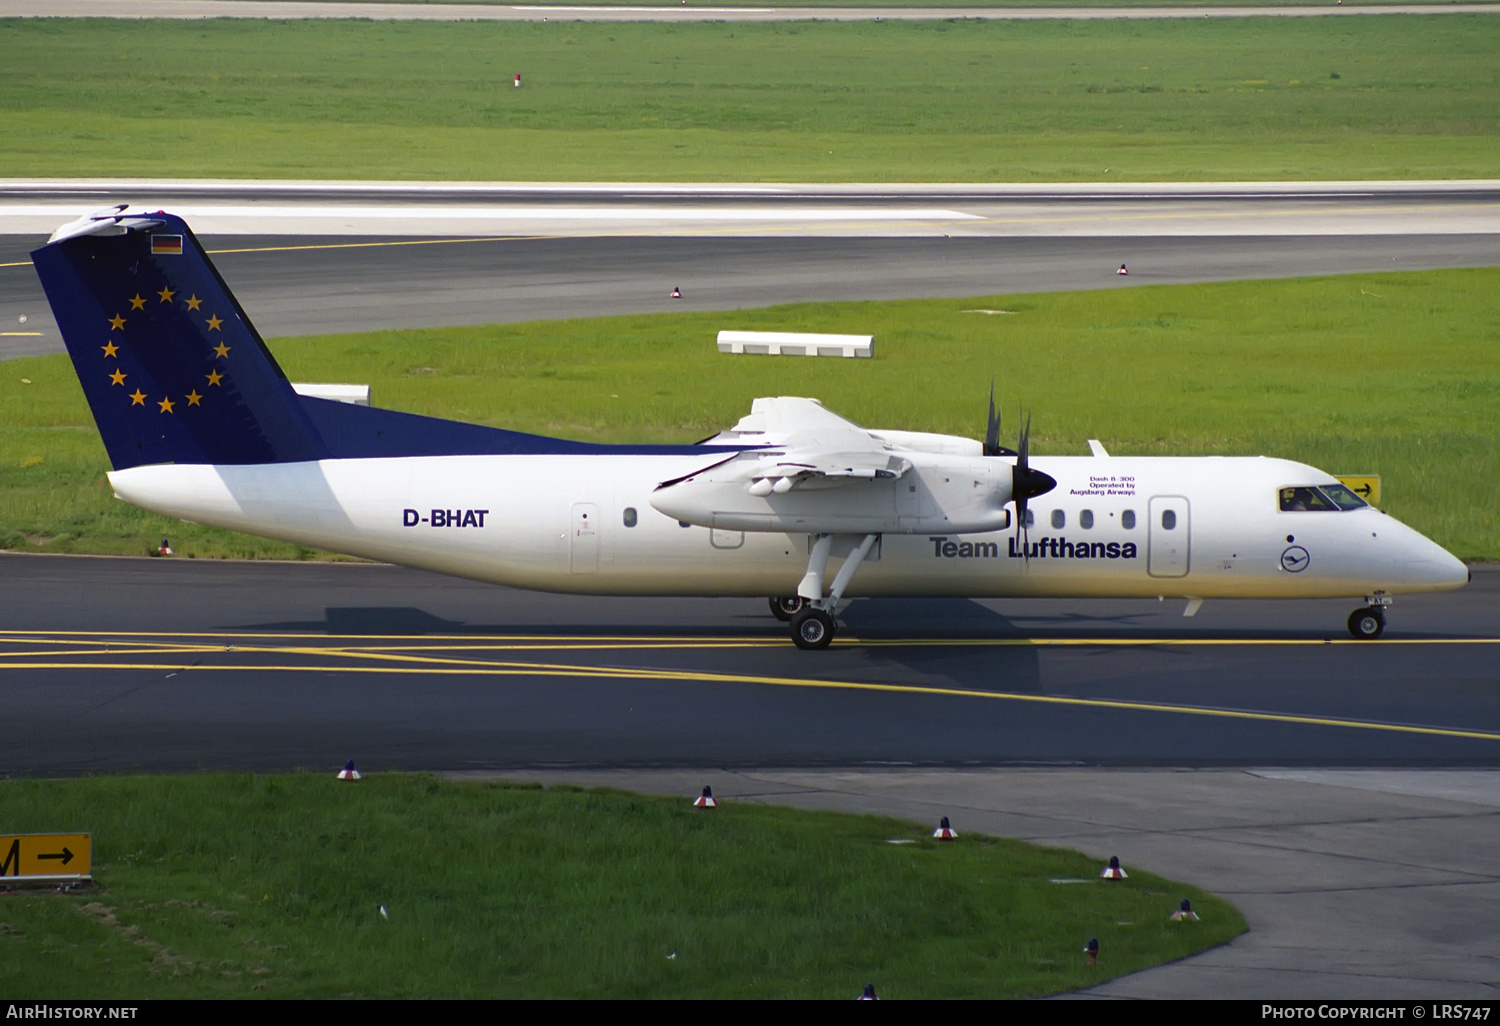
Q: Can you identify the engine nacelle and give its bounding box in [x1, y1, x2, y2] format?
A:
[866, 429, 983, 457]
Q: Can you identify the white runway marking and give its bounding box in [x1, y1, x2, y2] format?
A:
[4, 181, 1499, 237]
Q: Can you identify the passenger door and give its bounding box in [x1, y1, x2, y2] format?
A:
[570, 502, 598, 574]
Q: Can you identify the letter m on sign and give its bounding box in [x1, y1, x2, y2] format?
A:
[0, 838, 17, 876]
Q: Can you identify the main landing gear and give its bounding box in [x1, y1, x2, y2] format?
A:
[774, 532, 881, 650]
[791, 607, 837, 650]
[768, 596, 807, 622]
[1347, 594, 1392, 640]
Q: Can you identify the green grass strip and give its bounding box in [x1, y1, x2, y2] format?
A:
[0, 774, 1244, 998]
[2, 16, 1497, 181]
[1, 268, 1497, 560]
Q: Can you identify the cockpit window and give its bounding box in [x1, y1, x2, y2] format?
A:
[1279, 486, 1362, 512]
[1319, 484, 1369, 510]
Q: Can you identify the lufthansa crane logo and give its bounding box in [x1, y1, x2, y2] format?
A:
[1280, 545, 1310, 573]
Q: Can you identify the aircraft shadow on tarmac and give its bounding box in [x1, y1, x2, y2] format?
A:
[233, 598, 1049, 693]
[246, 606, 466, 635]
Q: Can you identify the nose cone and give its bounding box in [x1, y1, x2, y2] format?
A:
[1403, 542, 1470, 592]
[1387, 515, 1470, 593]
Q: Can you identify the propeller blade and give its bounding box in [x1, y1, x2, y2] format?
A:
[1009, 412, 1058, 567]
[984, 381, 1002, 457]
[1015, 412, 1030, 564]
[1015, 495, 1029, 565]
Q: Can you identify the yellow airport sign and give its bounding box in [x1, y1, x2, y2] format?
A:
[1336, 475, 1382, 506]
[0, 833, 92, 881]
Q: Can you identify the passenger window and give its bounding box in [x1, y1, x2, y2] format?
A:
[1023, 508, 1035, 528]
[1279, 487, 1337, 512]
[622, 507, 638, 528]
[1051, 509, 1065, 529]
[1121, 509, 1136, 530]
[1080, 509, 1094, 529]
[1162, 509, 1177, 530]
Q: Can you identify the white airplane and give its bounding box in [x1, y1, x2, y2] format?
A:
[33, 207, 1469, 648]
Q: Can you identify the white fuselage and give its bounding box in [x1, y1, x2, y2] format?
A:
[108, 452, 1468, 601]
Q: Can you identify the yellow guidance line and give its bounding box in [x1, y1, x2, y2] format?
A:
[205, 236, 541, 256]
[0, 236, 544, 269]
[1, 629, 1497, 649]
[1, 657, 1496, 745]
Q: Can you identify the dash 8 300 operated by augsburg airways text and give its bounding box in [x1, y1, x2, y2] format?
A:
[32, 208, 1469, 649]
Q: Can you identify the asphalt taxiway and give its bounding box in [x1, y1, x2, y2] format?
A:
[3, 554, 1497, 997]
[2, 553, 1495, 776]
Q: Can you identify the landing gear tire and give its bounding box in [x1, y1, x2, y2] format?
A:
[769, 596, 807, 622]
[791, 608, 836, 650]
[1348, 607, 1386, 640]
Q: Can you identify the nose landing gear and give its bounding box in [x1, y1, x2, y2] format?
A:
[1347, 593, 1392, 639]
[1347, 607, 1386, 639]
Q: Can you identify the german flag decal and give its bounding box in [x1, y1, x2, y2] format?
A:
[150, 234, 183, 256]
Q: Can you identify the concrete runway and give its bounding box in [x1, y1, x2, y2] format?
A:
[5, 179, 1499, 359]
[8, 232, 1500, 360]
[6, 180, 1496, 355]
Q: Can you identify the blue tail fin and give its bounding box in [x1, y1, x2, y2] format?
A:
[32, 211, 329, 470]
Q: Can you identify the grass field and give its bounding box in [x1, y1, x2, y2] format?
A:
[0, 775, 1245, 998]
[2, 16, 1497, 181]
[2, 268, 1496, 561]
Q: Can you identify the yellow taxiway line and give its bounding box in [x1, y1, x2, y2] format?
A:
[0, 640, 1497, 744]
[1, 628, 1496, 649]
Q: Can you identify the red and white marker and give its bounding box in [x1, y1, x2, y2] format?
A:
[670, 286, 682, 299]
[338, 759, 362, 781]
[1171, 898, 1200, 921]
[693, 785, 717, 809]
[932, 816, 957, 841]
[157, 538, 174, 556]
[514, 74, 522, 88]
[1101, 855, 1127, 880]
[1084, 937, 1099, 964]
[1117, 263, 1129, 275]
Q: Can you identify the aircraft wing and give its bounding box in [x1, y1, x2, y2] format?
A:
[705, 396, 879, 447]
[695, 396, 911, 492]
[748, 450, 911, 482]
